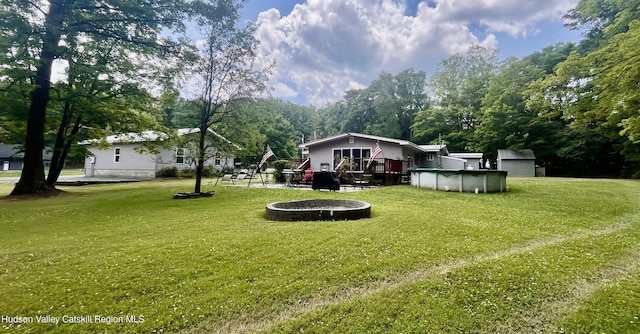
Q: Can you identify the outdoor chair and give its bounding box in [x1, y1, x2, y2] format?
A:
[215, 173, 235, 186]
[302, 170, 314, 184]
[235, 173, 246, 182]
[353, 174, 372, 188]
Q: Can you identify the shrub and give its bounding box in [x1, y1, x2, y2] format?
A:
[172, 167, 216, 178]
[157, 167, 179, 178]
[271, 160, 292, 182]
[201, 166, 214, 177]
[180, 168, 195, 178]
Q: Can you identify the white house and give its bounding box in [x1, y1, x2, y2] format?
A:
[81, 128, 240, 179]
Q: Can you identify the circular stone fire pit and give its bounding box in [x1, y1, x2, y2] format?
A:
[266, 199, 371, 221]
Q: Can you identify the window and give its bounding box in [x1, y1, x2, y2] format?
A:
[333, 148, 371, 171]
[426, 153, 435, 161]
[176, 148, 187, 164]
[352, 149, 361, 171]
[214, 153, 222, 166]
[114, 147, 121, 163]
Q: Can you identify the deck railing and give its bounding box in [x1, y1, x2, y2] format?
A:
[368, 158, 413, 174]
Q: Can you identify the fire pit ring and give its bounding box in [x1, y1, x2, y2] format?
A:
[266, 199, 371, 221]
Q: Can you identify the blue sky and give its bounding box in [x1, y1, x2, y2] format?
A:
[237, 0, 582, 106]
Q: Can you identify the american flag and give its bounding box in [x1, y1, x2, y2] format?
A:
[259, 145, 275, 168]
[366, 144, 382, 169]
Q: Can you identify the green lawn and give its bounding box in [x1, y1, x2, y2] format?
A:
[1, 178, 639, 333]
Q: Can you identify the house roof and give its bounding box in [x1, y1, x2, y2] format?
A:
[0, 144, 53, 160]
[0, 144, 21, 158]
[497, 149, 536, 160]
[80, 128, 241, 150]
[176, 128, 241, 150]
[418, 144, 449, 155]
[299, 132, 427, 153]
[449, 152, 484, 159]
[80, 130, 164, 145]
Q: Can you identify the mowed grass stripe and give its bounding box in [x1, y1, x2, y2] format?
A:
[193, 217, 636, 334]
[526, 250, 640, 333]
[264, 223, 640, 333]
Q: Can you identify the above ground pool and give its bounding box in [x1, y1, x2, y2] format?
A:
[409, 168, 508, 193]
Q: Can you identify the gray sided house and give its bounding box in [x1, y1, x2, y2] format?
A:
[497, 149, 536, 177]
[299, 133, 474, 184]
[0, 143, 52, 171]
[448, 152, 484, 170]
[0, 144, 22, 171]
[417, 145, 471, 169]
[81, 128, 239, 179]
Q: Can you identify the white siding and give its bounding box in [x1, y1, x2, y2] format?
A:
[85, 144, 156, 178]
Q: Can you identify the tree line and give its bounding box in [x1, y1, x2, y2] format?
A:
[315, 0, 640, 178]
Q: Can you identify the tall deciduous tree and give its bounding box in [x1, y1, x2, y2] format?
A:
[211, 98, 301, 164]
[472, 43, 575, 167]
[277, 99, 319, 145]
[187, 0, 271, 193]
[412, 45, 498, 150]
[0, 0, 216, 195]
[547, 21, 640, 176]
[366, 69, 428, 140]
[564, 0, 640, 52]
[318, 69, 427, 141]
[0, 79, 29, 144]
[44, 37, 165, 186]
[523, 0, 640, 177]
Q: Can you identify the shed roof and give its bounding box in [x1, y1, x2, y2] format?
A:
[497, 149, 536, 160]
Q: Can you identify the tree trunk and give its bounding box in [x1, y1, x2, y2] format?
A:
[47, 114, 82, 187]
[194, 158, 204, 193]
[193, 127, 207, 193]
[10, 2, 67, 196]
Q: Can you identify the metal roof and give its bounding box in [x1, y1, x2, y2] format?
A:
[418, 144, 449, 154]
[497, 149, 536, 160]
[79, 128, 241, 150]
[449, 152, 484, 159]
[299, 132, 431, 153]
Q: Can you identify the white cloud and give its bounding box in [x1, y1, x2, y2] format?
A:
[272, 82, 299, 98]
[253, 0, 579, 106]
